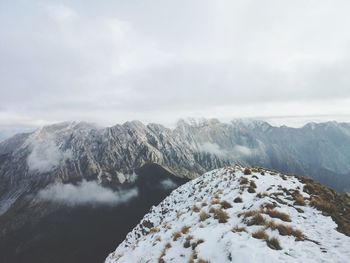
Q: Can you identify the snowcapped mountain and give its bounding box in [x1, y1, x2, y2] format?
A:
[106, 166, 350, 263]
[1, 118, 350, 199]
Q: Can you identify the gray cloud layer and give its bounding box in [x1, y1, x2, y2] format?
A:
[27, 137, 72, 173]
[38, 180, 138, 206]
[1, 1, 350, 127]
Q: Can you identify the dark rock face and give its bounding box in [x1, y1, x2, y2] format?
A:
[0, 163, 188, 263]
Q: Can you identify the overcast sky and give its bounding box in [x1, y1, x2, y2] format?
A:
[1, 0, 350, 130]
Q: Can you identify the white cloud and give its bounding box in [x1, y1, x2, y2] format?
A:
[232, 145, 254, 157]
[38, 180, 138, 206]
[198, 142, 258, 159]
[198, 142, 227, 157]
[43, 4, 78, 22]
[159, 178, 178, 190]
[27, 138, 72, 173]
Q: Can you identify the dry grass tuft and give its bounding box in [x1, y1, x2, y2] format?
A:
[244, 168, 252, 175]
[191, 239, 205, 250]
[265, 221, 304, 240]
[172, 231, 182, 241]
[252, 229, 269, 240]
[232, 226, 247, 233]
[250, 180, 257, 188]
[238, 210, 259, 218]
[199, 211, 210, 221]
[294, 195, 305, 206]
[192, 205, 200, 213]
[240, 177, 249, 185]
[189, 251, 197, 263]
[213, 208, 230, 223]
[266, 237, 282, 250]
[158, 243, 172, 263]
[220, 200, 233, 209]
[186, 235, 193, 241]
[264, 209, 291, 222]
[261, 203, 277, 210]
[211, 198, 221, 205]
[309, 197, 334, 213]
[181, 226, 191, 234]
[149, 227, 160, 234]
[246, 213, 266, 226]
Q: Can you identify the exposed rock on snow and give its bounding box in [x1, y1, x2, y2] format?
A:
[106, 167, 350, 263]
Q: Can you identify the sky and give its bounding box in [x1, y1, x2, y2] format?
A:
[1, 0, 350, 131]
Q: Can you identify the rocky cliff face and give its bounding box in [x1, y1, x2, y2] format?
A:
[1, 119, 350, 214]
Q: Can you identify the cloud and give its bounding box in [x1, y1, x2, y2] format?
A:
[115, 172, 138, 184]
[38, 180, 138, 206]
[1, 1, 350, 127]
[159, 178, 178, 190]
[198, 141, 259, 159]
[27, 138, 72, 173]
[232, 145, 254, 157]
[198, 142, 227, 157]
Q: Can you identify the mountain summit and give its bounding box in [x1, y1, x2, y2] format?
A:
[106, 166, 350, 263]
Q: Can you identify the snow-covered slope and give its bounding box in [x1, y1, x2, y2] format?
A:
[106, 167, 350, 263]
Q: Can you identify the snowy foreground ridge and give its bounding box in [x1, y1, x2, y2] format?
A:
[106, 167, 350, 263]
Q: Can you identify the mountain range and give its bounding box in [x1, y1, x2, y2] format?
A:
[1, 118, 350, 262]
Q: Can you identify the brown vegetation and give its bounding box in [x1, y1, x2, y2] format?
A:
[232, 226, 247, 233]
[212, 208, 230, 223]
[246, 213, 266, 226]
[158, 243, 172, 263]
[172, 231, 182, 241]
[297, 176, 350, 236]
[264, 209, 291, 222]
[266, 237, 282, 250]
[211, 198, 221, 205]
[294, 195, 305, 206]
[192, 205, 200, 213]
[309, 197, 333, 213]
[220, 200, 233, 209]
[199, 211, 209, 221]
[261, 203, 277, 210]
[181, 226, 191, 234]
[250, 180, 257, 189]
[252, 229, 269, 240]
[244, 168, 252, 175]
[240, 177, 249, 185]
[265, 221, 304, 240]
